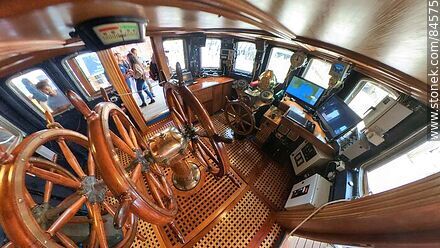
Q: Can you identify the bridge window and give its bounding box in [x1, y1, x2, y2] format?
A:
[345, 79, 398, 118]
[63, 52, 112, 98]
[201, 38, 221, 69]
[7, 69, 72, 117]
[163, 39, 186, 70]
[365, 139, 440, 194]
[233, 41, 256, 74]
[302, 58, 332, 89]
[0, 116, 23, 153]
[266, 47, 293, 83]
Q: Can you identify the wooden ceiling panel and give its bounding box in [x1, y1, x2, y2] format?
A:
[248, 0, 427, 83]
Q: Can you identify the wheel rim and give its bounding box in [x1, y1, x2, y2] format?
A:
[0, 129, 137, 248]
[224, 101, 255, 136]
[88, 102, 178, 225]
[164, 82, 231, 177]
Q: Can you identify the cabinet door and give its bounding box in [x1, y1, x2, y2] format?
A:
[212, 85, 223, 113]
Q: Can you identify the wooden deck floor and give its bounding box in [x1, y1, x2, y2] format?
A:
[127, 112, 295, 247]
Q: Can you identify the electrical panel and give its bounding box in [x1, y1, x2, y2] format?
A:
[284, 174, 332, 210]
[289, 141, 331, 175]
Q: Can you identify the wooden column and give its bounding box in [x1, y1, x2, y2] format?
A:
[150, 35, 171, 81]
[97, 50, 148, 134]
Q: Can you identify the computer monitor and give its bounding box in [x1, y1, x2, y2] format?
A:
[316, 96, 362, 140]
[285, 76, 325, 109]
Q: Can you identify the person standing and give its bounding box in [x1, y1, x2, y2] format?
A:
[127, 53, 155, 107]
[130, 48, 155, 96]
[114, 52, 134, 89]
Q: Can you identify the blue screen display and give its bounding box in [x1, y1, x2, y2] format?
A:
[317, 96, 362, 140]
[285, 76, 325, 107]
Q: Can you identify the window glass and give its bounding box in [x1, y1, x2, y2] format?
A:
[233, 41, 256, 73]
[64, 52, 112, 97]
[266, 47, 293, 83]
[346, 80, 397, 118]
[200, 38, 221, 69]
[366, 140, 440, 194]
[7, 69, 72, 116]
[0, 116, 23, 153]
[163, 39, 186, 70]
[303, 59, 332, 89]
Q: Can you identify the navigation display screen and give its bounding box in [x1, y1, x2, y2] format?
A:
[316, 96, 362, 140]
[286, 76, 325, 108]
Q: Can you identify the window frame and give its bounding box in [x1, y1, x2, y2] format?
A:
[301, 58, 332, 89]
[200, 38, 222, 70]
[360, 126, 426, 196]
[6, 67, 74, 119]
[265, 46, 294, 83]
[162, 38, 188, 71]
[233, 41, 257, 75]
[345, 78, 398, 109]
[62, 52, 113, 100]
[0, 115, 25, 153]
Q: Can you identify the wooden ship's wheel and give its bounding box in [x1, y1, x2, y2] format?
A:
[224, 100, 255, 136]
[0, 114, 138, 247]
[67, 90, 184, 243]
[164, 63, 239, 187]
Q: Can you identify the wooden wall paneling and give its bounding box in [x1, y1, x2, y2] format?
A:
[275, 172, 440, 246]
[96, 50, 148, 134]
[0, 45, 84, 78]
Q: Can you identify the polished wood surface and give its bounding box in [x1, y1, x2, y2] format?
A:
[279, 98, 336, 156]
[187, 77, 234, 114]
[275, 172, 440, 246]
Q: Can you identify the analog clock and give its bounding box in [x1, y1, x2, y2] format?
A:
[290, 51, 307, 68]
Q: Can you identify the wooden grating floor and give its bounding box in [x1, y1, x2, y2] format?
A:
[118, 112, 294, 247]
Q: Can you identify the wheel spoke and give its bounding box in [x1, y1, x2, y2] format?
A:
[56, 232, 78, 248]
[230, 105, 238, 115]
[239, 121, 246, 131]
[87, 152, 95, 176]
[242, 120, 252, 126]
[130, 163, 142, 182]
[57, 139, 86, 178]
[145, 171, 168, 198]
[196, 139, 219, 165]
[46, 195, 86, 236]
[88, 228, 97, 248]
[170, 91, 188, 125]
[145, 172, 165, 208]
[129, 127, 139, 149]
[88, 203, 109, 248]
[112, 114, 135, 149]
[110, 131, 136, 158]
[152, 164, 173, 197]
[24, 188, 37, 208]
[43, 176, 54, 204]
[28, 166, 81, 189]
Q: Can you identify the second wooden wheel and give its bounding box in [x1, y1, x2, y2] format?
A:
[224, 100, 255, 136]
[164, 78, 231, 178]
